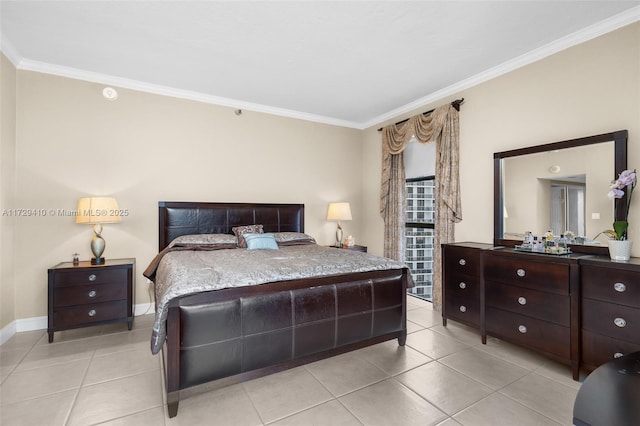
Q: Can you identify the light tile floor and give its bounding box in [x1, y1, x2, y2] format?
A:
[0, 296, 584, 425]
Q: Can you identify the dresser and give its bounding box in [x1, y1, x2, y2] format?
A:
[580, 257, 640, 370]
[47, 258, 135, 342]
[441, 243, 606, 379]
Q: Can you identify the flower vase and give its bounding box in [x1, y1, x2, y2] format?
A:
[608, 240, 632, 261]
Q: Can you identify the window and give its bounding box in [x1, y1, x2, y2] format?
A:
[405, 176, 435, 301]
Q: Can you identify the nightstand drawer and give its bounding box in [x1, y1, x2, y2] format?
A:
[54, 282, 127, 307]
[54, 300, 128, 327]
[486, 307, 570, 358]
[53, 268, 128, 287]
[486, 281, 570, 326]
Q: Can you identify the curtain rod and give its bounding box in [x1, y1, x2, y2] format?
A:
[377, 98, 464, 132]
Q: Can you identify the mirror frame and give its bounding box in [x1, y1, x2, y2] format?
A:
[494, 129, 628, 254]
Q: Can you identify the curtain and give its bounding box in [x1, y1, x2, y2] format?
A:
[379, 104, 461, 311]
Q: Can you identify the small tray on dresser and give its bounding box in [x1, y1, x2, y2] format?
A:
[514, 245, 572, 256]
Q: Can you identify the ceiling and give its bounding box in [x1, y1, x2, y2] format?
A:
[1, 1, 639, 129]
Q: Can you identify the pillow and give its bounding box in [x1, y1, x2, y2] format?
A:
[168, 233, 237, 248]
[244, 233, 279, 250]
[273, 232, 316, 246]
[232, 224, 264, 248]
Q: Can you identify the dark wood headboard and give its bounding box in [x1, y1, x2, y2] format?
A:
[158, 202, 305, 251]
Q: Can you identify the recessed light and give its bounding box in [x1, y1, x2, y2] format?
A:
[102, 87, 118, 100]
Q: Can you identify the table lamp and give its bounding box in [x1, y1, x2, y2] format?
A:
[76, 197, 121, 264]
[327, 202, 352, 247]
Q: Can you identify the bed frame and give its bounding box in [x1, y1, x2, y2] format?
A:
[157, 202, 409, 417]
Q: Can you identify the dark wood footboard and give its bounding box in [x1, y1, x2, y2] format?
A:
[164, 268, 408, 418]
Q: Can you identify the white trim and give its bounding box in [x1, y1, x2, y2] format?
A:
[363, 6, 640, 129]
[0, 303, 155, 345]
[16, 58, 360, 129]
[134, 302, 155, 316]
[0, 321, 17, 346]
[0, 32, 22, 67]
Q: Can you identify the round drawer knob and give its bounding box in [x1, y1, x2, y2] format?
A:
[459, 259, 466, 266]
[614, 317, 627, 328]
[516, 269, 526, 277]
[613, 282, 627, 293]
[518, 297, 527, 305]
[459, 282, 467, 289]
[88, 309, 97, 317]
[518, 325, 527, 333]
[88, 274, 97, 282]
[614, 352, 624, 359]
[88, 290, 97, 298]
[459, 305, 467, 313]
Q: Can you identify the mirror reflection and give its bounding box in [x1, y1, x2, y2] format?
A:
[502, 143, 613, 244]
[494, 129, 628, 253]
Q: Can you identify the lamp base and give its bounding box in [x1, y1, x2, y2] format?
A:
[335, 222, 343, 248]
[91, 257, 105, 265]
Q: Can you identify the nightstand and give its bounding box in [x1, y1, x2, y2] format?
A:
[47, 258, 135, 343]
[328, 244, 367, 253]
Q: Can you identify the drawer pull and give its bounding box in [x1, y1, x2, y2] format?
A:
[88, 290, 97, 298]
[88, 274, 97, 282]
[516, 269, 526, 277]
[614, 317, 627, 328]
[613, 282, 627, 293]
[459, 305, 467, 313]
[518, 297, 527, 305]
[88, 309, 97, 317]
[459, 259, 466, 266]
[614, 352, 624, 359]
[518, 325, 527, 334]
[459, 282, 467, 289]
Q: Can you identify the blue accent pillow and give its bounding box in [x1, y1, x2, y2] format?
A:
[244, 233, 279, 250]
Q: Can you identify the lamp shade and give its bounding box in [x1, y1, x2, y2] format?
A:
[327, 202, 352, 221]
[75, 197, 122, 225]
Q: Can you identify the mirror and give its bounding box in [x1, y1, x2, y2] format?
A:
[494, 130, 628, 254]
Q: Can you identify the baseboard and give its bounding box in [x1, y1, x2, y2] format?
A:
[0, 302, 155, 346]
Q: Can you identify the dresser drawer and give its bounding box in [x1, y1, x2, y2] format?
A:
[53, 300, 128, 327]
[484, 254, 569, 295]
[444, 246, 481, 278]
[53, 268, 128, 287]
[582, 298, 640, 343]
[486, 307, 570, 358]
[444, 291, 480, 326]
[486, 281, 570, 326]
[582, 266, 640, 308]
[581, 330, 640, 368]
[54, 282, 128, 307]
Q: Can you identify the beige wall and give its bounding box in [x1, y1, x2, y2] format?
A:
[362, 22, 639, 257]
[1, 53, 17, 329]
[12, 72, 363, 321]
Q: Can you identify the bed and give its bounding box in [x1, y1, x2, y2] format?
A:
[146, 202, 410, 417]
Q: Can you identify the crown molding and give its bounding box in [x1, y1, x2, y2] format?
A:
[16, 58, 361, 129]
[363, 5, 640, 130]
[0, 32, 22, 67]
